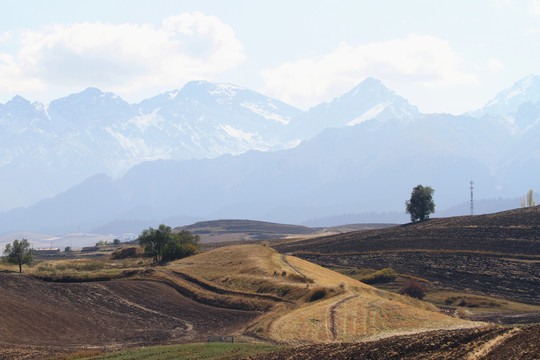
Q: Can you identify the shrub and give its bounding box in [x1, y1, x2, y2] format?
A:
[55, 260, 104, 272]
[111, 246, 144, 260]
[162, 242, 197, 262]
[399, 280, 426, 300]
[287, 273, 314, 283]
[359, 268, 398, 284]
[277, 285, 291, 297]
[307, 287, 328, 302]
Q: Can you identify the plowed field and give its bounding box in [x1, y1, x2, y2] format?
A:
[245, 325, 540, 360]
[0, 273, 260, 359]
[275, 207, 540, 304]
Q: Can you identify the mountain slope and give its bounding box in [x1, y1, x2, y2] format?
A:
[0, 111, 524, 235]
[472, 74, 540, 130]
[0, 82, 303, 211]
[2, 75, 540, 231]
[293, 77, 420, 138]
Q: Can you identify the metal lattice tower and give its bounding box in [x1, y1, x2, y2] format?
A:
[470, 181, 474, 215]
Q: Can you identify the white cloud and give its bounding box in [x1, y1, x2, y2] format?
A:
[0, 31, 12, 42]
[261, 34, 477, 109]
[486, 58, 505, 72]
[0, 12, 245, 99]
[530, 0, 540, 15]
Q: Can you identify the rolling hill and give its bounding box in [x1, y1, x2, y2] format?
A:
[274, 206, 540, 304]
[174, 219, 395, 244]
[1, 244, 476, 359]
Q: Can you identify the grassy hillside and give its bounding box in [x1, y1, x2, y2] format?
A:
[0, 244, 483, 359]
[158, 245, 469, 344]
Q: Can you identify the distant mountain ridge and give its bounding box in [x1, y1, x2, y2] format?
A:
[0, 78, 421, 211]
[1, 75, 540, 234]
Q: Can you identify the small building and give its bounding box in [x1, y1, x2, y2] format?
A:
[34, 248, 61, 255]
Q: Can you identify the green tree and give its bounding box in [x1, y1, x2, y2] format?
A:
[138, 225, 199, 263]
[405, 185, 435, 222]
[521, 189, 536, 208]
[3, 238, 34, 273]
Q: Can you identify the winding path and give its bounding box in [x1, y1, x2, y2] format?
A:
[329, 294, 360, 340]
[280, 254, 308, 278]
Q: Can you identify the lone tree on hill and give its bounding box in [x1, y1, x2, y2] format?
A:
[3, 238, 34, 273]
[138, 224, 199, 263]
[405, 185, 435, 222]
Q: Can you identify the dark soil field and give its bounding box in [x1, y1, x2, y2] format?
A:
[244, 325, 540, 360]
[299, 252, 538, 304]
[276, 206, 540, 255]
[275, 207, 540, 304]
[0, 273, 260, 359]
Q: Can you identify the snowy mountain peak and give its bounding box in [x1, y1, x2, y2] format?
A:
[1, 96, 47, 124]
[346, 78, 412, 106]
[292, 78, 420, 137]
[351, 77, 387, 94]
[179, 80, 246, 100]
[478, 74, 540, 116]
[5, 95, 32, 108]
[80, 87, 105, 97]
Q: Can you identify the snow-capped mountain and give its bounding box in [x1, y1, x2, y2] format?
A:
[0, 78, 420, 212]
[0, 82, 303, 211]
[2, 74, 540, 230]
[293, 77, 420, 137]
[472, 74, 540, 130]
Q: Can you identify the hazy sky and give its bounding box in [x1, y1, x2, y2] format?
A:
[1, 0, 539, 113]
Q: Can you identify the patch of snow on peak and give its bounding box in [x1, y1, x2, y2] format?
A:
[504, 89, 524, 101]
[240, 102, 290, 124]
[129, 111, 163, 131]
[219, 124, 257, 143]
[347, 101, 390, 126]
[105, 128, 171, 175]
[209, 83, 244, 98]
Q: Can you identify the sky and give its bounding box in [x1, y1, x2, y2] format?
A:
[1, 0, 540, 114]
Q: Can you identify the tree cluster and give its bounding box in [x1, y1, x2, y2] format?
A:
[137, 224, 199, 263]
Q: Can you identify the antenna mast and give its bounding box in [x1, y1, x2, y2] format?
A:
[470, 181, 474, 215]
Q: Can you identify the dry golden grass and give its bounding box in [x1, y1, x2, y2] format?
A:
[16, 245, 477, 346]
[160, 245, 470, 344]
[167, 245, 312, 302]
[267, 255, 469, 344]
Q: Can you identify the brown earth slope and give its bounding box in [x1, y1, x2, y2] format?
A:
[244, 325, 540, 360]
[0, 273, 260, 358]
[274, 207, 540, 304]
